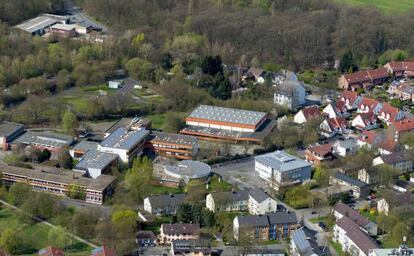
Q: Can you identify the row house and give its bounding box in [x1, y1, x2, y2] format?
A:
[333, 202, 377, 236]
[233, 211, 299, 242]
[333, 216, 379, 256]
[352, 113, 379, 131]
[387, 119, 414, 142]
[384, 61, 414, 78]
[206, 188, 277, 215]
[323, 101, 350, 118]
[339, 91, 362, 110]
[144, 193, 186, 215]
[304, 143, 334, 165]
[377, 102, 405, 125]
[357, 130, 384, 150]
[338, 68, 389, 91]
[293, 106, 321, 124]
[388, 81, 414, 101]
[320, 117, 348, 138]
[357, 98, 382, 115]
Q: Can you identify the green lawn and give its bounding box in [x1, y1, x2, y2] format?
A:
[149, 184, 183, 195]
[145, 114, 166, 129]
[208, 176, 233, 192]
[330, 240, 345, 256]
[0, 208, 92, 255]
[334, 0, 414, 14]
[309, 215, 328, 224]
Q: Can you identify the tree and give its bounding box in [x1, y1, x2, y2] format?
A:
[163, 113, 184, 133]
[125, 57, 154, 81]
[124, 157, 153, 204]
[177, 203, 193, 223]
[0, 229, 19, 254]
[58, 148, 73, 169]
[8, 183, 31, 206]
[339, 50, 358, 73]
[56, 69, 72, 92]
[377, 164, 400, 188]
[48, 226, 71, 249]
[70, 210, 99, 239]
[62, 111, 77, 135]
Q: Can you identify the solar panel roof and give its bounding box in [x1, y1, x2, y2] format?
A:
[100, 128, 149, 150]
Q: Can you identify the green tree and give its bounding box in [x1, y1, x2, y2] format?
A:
[339, 50, 358, 73]
[125, 58, 154, 81]
[177, 203, 194, 223]
[124, 157, 153, 204]
[48, 226, 71, 249]
[8, 183, 31, 206]
[67, 184, 86, 200]
[56, 69, 72, 92]
[0, 229, 19, 254]
[58, 148, 73, 169]
[163, 113, 184, 133]
[62, 111, 78, 135]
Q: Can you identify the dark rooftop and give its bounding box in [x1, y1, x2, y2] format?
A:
[161, 223, 200, 236]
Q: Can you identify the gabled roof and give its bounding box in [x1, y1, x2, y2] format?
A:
[300, 106, 321, 120]
[161, 223, 200, 236]
[248, 188, 271, 203]
[381, 189, 414, 207]
[336, 216, 379, 255]
[334, 172, 367, 188]
[339, 91, 360, 105]
[307, 144, 333, 156]
[379, 138, 398, 153]
[358, 97, 380, 110]
[333, 202, 371, 227]
[275, 81, 305, 96]
[327, 117, 347, 130]
[267, 211, 298, 225]
[379, 102, 401, 120]
[0, 122, 23, 137]
[378, 151, 410, 165]
[385, 61, 414, 72]
[355, 112, 377, 126]
[146, 193, 186, 209]
[358, 130, 383, 145]
[342, 68, 388, 84]
[247, 67, 265, 79]
[235, 215, 269, 228]
[390, 118, 414, 132]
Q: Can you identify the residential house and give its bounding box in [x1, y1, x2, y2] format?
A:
[357, 98, 382, 115]
[393, 180, 411, 193]
[305, 143, 334, 165]
[333, 202, 377, 236]
[91, 246, 116, 256]
[352, 113, 379, 131]
[358, 167, 380, 185]
[255, 151, 311, 189]
[388, 81, 414, 101]
[384, 61, 414, 78]
[274, 81, 306, 111]
[377, 189, 414, 216]
[144, 193, 186, 215]
[0, 122, 24, 150]
[323, 101, 349, 118]
[160, 224, 200, 244]
[320, 117, 348, 138]
[330, 172, 370, 198]
[378, 138, 399, 155]
[170, 239, 212, 256]
[272, 69, 298, 86]
[293, 106, 321, 124]
[338, 68, 389, 91]
[377, 102, 404, 125]
[387, 119, 414, 142]
[290, 228, 320, 256]
[357, 130, 384, 150]
[206, 188, 277, 215]
[136, 231, 157, 247]
[372, 151, 413, 173]
[339, 91, 362, 110]
[233, 212, 299, 242]
[38, 246, 64, 256]
[246, 67, 266, 84]
[333, 216, 379, 256]
[333, 139, 358, 157]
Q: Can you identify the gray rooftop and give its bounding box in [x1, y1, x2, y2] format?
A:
[164, 160, 211, 180]
[210, 190, 249, 203]
[334, 138, 357, 149]
[50, 23, 76, 31]
[267, 211, 298, 225]
[72, 141, 99, 153]
[248, 188, 271, 203]
[14, 131, 73, 148]
[146, 193, 186, 209]
[149, 131, 198, 146]
[255, 151, 311, 172]
[188, 105, 267, 126]
[0, 164, 115, 191]
[75, 150, 118, 171]
[15, 14, 67, 33]
[275, 81, 305, 96]
[100, 127, 149, 150]
[236, 215, 270, 228]
[334, 172, 367, 188]
[291, 228, 313, 255]
[0, 122, 23, 137]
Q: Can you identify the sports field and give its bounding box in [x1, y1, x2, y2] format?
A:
[336, 0, 414, 14]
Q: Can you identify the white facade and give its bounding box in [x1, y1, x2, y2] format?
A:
[185, 120, 255, 132]
[352, 115, 378, 130]
[248, 195, 277, 215]
[98, 144, 144, 164]
[333, 224, 370, 256]
[333, 209, 378, 236]
[143, 197, 152, 214]
[323, 104, 338, 119]
[293, 111, 307, 124]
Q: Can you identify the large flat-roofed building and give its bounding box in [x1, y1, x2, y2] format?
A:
[146, 131, 199, 160]
[15, 14, 69, 36]
[12, 131, 74, 154]
[181, 105, 275, 143]
[255, 151, 311, 188]
[70, 140, 99, 159]
[0, 122, 24, 150]
[153, 160, 211, 187]
[0, 164, 115, 205]
[98, 127, 149, 163]
[74, 150, 118, 179]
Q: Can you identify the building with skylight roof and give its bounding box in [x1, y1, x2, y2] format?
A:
[98, 127, 149, 163]
[255, 151, 311, 188]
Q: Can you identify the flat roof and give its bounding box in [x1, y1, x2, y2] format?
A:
[75, 150, 118, 171]
[14, 131, 73, 148]
[72, 141, 99, 153]
[100, 128, 149, 150]
[149, 131, 198, 146]
[164, 160, 211, 180]
[15, 15, 60, 33]
[0, 122, 23, 137]
[51, 23, 76, 31]
[0, 164, 115, 191]
[188, 105, 267, 126]
[255, 151, 311, 172]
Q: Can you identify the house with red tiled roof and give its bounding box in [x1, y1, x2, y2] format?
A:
[351, 112, 379, 131]
[304, 143, 334, 165]
[338, 68, 389, 91]
[323, 101, 349, 118]
[38, 246, 64, 256]
[388, 118, 414, 142]
[384, 61, 414, 78]
[377, 102, 404, 125]
[378, 137, 399, 155]
[357, 130, 384, 150]
[357, 97, 382, 114]
[293, 106, 321, 124]
[338, 91, 362, 110]
[320, 117, 348, 138]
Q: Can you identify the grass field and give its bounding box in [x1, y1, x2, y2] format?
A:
[336, 0, 414, 14]
[0, 208, 92, 255]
